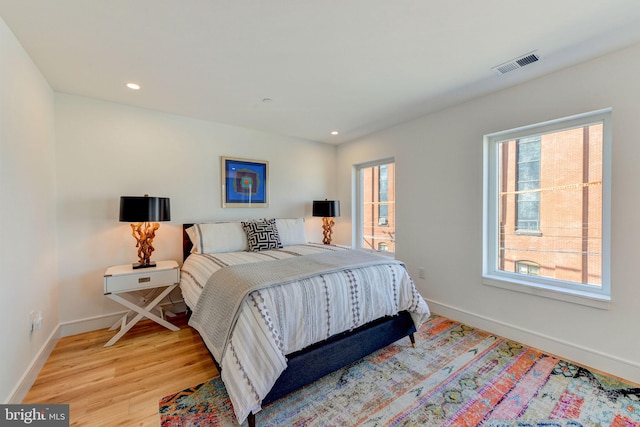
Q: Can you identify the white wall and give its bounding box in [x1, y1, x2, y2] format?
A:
[54, 94, 337, 329]
[0, 18, 58, 402]
[337, 43, 640, 383]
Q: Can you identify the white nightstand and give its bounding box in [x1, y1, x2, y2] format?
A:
[103, 260, 180, 347]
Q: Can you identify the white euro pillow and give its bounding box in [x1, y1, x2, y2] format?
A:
[275, 218, 307, 246]
[186, 222, 248, 254]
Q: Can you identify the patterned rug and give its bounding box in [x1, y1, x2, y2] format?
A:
[159, 315, 640, 426]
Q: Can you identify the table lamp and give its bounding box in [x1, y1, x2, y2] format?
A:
[119, 195, 171, 268]
[312, 199, 340, 245]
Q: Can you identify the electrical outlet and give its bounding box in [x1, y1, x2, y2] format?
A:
[418, 267, 425, 279]
[29, 310, 43, 332]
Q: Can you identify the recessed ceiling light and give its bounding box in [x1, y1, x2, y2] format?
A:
[126, 83, 141, 90]
[331, 131, 339, 135]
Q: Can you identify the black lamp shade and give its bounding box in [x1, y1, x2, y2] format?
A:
[313, 200, 340, 218]
[119, 196, 171, 222]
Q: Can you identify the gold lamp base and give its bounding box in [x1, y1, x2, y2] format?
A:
[321, 217, 335, 245]
[130, 222, 160, 268]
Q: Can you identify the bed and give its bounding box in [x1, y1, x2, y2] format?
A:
[179, 219, 430, 426]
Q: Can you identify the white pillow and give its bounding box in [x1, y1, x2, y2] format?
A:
[275, 218, 307, 246]
[186, 222, 248, 254]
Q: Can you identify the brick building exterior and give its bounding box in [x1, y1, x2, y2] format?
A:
[498, 125, 603, 286]
[362, 163, 396, 252]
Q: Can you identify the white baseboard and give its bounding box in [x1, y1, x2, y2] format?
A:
[60, 300, 187, 337]
[7, 325, 61, 404]
[426, 299, 640, 384]
[60, 311, 129, 337]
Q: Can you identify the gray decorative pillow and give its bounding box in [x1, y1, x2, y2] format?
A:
[241, 218, 283, 252]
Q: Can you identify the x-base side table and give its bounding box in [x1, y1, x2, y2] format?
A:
[103, 260, 180, 347]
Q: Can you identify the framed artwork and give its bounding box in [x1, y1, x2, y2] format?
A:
[221, 156, 269, 208]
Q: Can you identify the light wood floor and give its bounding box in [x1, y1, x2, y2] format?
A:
[23, 313, 219, 426]
[24, 312, 640, 426]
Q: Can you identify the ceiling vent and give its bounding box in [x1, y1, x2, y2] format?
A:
[492, 51, 541, 75]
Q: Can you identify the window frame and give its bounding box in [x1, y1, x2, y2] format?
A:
[355, 157, 395, 256]
[482, 109, 612, 309]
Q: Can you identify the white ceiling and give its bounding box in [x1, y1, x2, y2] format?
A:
[2, 1, 640, 144]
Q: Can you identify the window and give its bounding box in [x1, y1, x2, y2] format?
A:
[483, 109, 611, 307]
[516, 137, 540, 232]
[515, 261, 540, 276]
[378, 165, 389, 226]
[356, 159, 395, 254]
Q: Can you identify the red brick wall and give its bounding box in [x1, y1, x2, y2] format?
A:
[362, 163, 396, 252]
[499, 125, 602, 285]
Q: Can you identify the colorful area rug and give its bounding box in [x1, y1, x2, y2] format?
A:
[159, 315, 640, 426]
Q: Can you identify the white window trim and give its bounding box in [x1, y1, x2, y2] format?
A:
[482, 109, 612, 309]
[355, 157, 395, 257]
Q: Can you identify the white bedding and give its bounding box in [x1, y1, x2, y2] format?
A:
[180, 244, 431, 423]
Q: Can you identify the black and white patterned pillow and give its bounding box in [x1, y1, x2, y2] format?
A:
[241, 218, 283, 252]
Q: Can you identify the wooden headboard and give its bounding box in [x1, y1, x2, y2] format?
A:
[182, 224, 194, 261]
